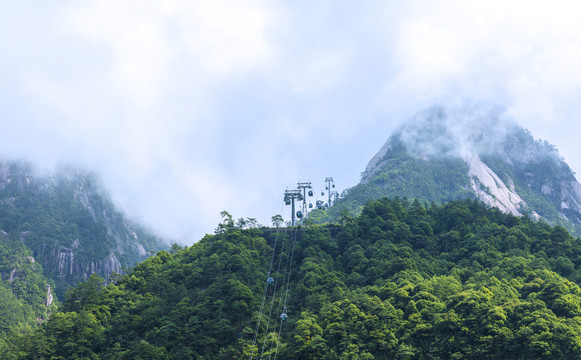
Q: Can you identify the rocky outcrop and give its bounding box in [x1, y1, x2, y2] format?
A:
[9, 268, 17, 282]
[465, 154, 525, 216]
[34, 240, 129, 280]
[46, 284, 53, 308]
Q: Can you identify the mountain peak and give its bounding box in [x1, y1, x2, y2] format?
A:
[345, 105, 581, 235]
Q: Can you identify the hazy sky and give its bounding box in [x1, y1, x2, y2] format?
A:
[2, 1, 581, 243]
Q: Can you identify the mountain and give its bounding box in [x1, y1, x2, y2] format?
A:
[323, 105, 581, 235]
[0, 161, 167, 297]
[5, 198, 581, 359]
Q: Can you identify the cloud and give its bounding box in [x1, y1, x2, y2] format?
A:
[377, 0, 581, 171]
[0, 0, 280, 240]
[2, 1, 581, 242]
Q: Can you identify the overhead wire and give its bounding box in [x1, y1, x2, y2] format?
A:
[259, 229, 289, 359]
[253, 189, 307, 359]
[250, 200, 289, 360]
[249, 225, 282, 360]
[270, 227, 299, 360]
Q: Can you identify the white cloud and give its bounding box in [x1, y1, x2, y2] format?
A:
[3, 0, 581, 241]
[376, 1, 581, 168]
[0, 0, 281, 241]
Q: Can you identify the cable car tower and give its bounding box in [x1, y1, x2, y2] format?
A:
[297, 181, 313, 216]
[283, 189, 303, 226]
[323, 177, 336, 208]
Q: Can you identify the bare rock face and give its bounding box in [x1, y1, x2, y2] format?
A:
[465, 154, 525, 216]
[45, 244, 122, 279]
[46, 284, 53, 308]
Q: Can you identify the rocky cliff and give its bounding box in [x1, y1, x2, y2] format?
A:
[0, 162, 166, 294]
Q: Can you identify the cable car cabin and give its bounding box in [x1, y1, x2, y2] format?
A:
[296, 211, 303, 218]
[321, 191, 324, 196]
[309, 203, 313, 208]
[332, 184, 335, 188]
[280, 313, 288, 321]
[308, 190, 313, 196]
[267, 277, 274, 285]
[284, 198, 291, 205]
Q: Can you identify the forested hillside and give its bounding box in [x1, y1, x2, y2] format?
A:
[0, 231, 58, 339]
[4, 198, 581, 359]
[0, 162, 166, 297]
[0, 161, 167, 346]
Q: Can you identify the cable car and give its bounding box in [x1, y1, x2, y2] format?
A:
[332, 184, 335, 188]
[325, 203, 329, 207]
[267, 277, 274, 285]
[281, 308, 288, 321]
[309, 203, 313, 209]
[325, 186, 328, 190]
[308, 190, 313, 196]
[321, 191, 324, 196]
[296, 211, 303, 218]
[284, 196, 291, 205]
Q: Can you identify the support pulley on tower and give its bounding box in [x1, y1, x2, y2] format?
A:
[320, 177, 336, 209]
[297, 181, 313, 219]
[283, 189, 302, 226]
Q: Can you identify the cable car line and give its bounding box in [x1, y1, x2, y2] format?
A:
[250, 200, 288, 360]
[271, 227, 299, 360]
[249, 226, 283, 360]
[259, 199, 293, 359]
[259, 229, 289, 359]
[252, 177, 337, 359]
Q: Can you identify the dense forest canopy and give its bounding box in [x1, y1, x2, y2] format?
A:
[3, 197, 581, 359]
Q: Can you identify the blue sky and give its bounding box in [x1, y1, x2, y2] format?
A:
[2, 0, 581, 243]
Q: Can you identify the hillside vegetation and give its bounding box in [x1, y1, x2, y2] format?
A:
[0, 231, 58, 339]
[4, 197, 581, 359]
[308, 138, 474, 224]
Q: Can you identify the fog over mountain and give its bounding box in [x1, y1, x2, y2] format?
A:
[395, 106, 516, 159]
[2, 1, 581, 242]
[367, 105, 569, 172]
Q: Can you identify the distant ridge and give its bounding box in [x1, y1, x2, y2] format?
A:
[0, 161, 167, 296]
